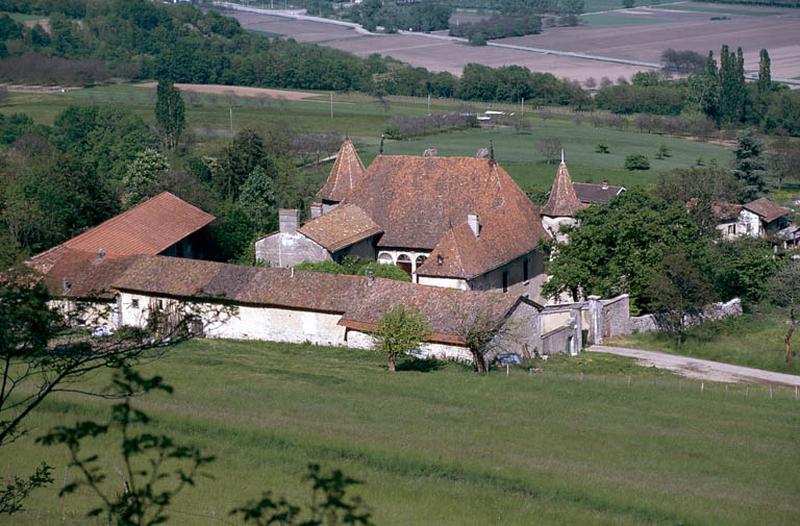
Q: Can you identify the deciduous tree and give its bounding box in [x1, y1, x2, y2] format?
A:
[768, 263, 800, 365]
[374, 306, 429, 372]
[123, 148, 169, 207]
[644, 251, 715, 343]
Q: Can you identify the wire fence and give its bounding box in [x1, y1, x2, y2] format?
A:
[531, 369, 800, 402]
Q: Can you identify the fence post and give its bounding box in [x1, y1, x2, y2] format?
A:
[769, 385, 773, 399]
[211, 510, 216, 526]
[795, 386, 798, 400]
[701, 382, 704, 393]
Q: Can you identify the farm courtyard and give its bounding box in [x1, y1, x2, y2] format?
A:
[5, 340, 800, 525]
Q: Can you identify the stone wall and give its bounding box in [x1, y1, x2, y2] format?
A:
[630, 298, 743, 333]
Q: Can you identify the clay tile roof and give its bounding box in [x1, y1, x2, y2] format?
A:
[572, 182, 625, 205]
[342, 155, 543, 251]
[30, 248, 139, 300]
[33, 192, 215, 260]
[112, 255, 527, 344]
[541, 162, 587, 217]
[417, 200, 549, 280]
[317, 138, 366, 202]
[339, 279, 526, 345]
[743, 198, 790, 223]
[113, 256, 365, 314]
[299, 204, 382, 252]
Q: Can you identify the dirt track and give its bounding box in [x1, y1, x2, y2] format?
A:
[591, 346, 800, 387]
[135, 82, 319, 100]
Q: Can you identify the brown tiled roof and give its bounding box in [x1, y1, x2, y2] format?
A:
[686, 199, 742, 222]
[573, 182, 625, 205]
[343, 155, 544, 252]
[113, 256, 364, 314]
[417, 201, 548, 279]
[541, 163, 587, 217]
[30, 248, 138, 300]
[32, 192, 215, 260]
[743, 198, 789, 223]
[339, 280, 526, 345]
[317, 138, 366, 202]
[299, 204, 382, 252]
[112, 255, 529, 343]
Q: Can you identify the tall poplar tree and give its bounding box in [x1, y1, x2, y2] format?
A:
[735, 47, 747, 122]
[154, 80, 185, 150]
[758, 48, 771, 95]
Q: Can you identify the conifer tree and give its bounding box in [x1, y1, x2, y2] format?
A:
[732, 128, 767, 201]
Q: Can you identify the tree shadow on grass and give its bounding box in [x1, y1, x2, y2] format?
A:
[396, 358, 445, 373]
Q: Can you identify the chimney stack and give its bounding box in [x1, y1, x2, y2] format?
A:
[602, 180, 609, 190]
[96, 248, 106, 263]
[467, 213, 480, 238]
[279, 209, 299, 235]
[423, 148, 438, 157]
[366, 269, 375, 286]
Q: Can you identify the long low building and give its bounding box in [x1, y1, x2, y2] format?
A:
[111, 255, 544, 363]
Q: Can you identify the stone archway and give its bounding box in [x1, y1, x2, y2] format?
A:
[396, 254, 413, 275]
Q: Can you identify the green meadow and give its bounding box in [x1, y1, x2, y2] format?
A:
[4, 340, 799, 525]
[1, 83, 732, 190]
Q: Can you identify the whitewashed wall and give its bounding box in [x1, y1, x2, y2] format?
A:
[345, 330, 472, 363]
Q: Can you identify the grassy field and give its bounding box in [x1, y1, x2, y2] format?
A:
[1, 83, 732, 190]
[5, 340, 800, 525]
[612, 306, 800, 374]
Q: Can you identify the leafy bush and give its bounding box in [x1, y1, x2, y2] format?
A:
[624, 154, 650, 170]
[294, 257, 411, 282]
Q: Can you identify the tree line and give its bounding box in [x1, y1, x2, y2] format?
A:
[0, 0, 591, 108]
[594, 46, 800, 136]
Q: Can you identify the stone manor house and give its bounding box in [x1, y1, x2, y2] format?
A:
[28, 140, 636, 363]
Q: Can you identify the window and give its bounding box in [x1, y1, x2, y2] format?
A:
[523, 258, 529, 282]
[131, 299, 139, 308]
[158, 299, 165, 309]
[396, 254, 412, 275]
[727, 224, 736, 235]
[502, 271, 509, 293]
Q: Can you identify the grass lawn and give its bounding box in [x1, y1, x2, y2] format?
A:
[5, 339, 800, 525]
[1, 11, 47, 22]
[1, 83, 732, 191]
[610, 306, 800, 375]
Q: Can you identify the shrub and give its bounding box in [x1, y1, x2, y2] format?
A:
[624, 154, 650, 170]
[595, 141, 610, 154]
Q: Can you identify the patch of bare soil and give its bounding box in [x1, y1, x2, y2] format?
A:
[135, 82, 319, 100]
[0, 84, 79, 93]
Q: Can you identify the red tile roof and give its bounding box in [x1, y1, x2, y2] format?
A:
[299, 204, 382, 252]
[317, 138, 367, 202]
[28, 192, 215, 299]
[33, 192, 215, 260]
[743, 198, 789, 223]
[342, 155, 545, 252]
[417, 197, 548, 279]
[542, 162, 587, 217]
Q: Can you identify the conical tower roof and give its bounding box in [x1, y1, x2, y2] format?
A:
[541, 160, 586, 217]
[318, 138, 366, 203]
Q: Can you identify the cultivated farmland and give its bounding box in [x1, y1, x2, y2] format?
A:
[227, 2, 800, 83]
[5, 340, 800, 525]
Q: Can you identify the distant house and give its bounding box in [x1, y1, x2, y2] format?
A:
[709, 197, 791, 240]
[256, 139, 550, 296]
[573, 181, 626, 205]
